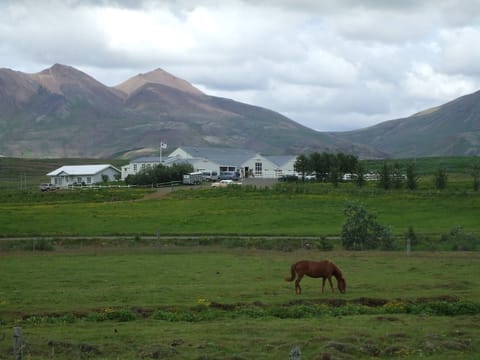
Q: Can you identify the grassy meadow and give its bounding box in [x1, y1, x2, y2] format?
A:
[0, 248, 479, 359]
[1, 156, 479, 358]
[1, 181, 480, 240]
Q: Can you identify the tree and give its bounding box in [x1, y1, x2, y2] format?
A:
[329, 166, 340, 187]
[341, 202, 393, 250]
[378, 162, 391, 190]
[294, 154, 309, 181]
[406, 161, 419, 190]
[355, 163, 366, 187]
[434, 168, 448, 190]
[337, 153, 358, 174]
[392, 162, 403, 189]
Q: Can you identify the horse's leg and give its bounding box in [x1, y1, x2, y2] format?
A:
[295, 274, 304, 294]
[321, 278, 326, 293]
[327, 277, 334, 292]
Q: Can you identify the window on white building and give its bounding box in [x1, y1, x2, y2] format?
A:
[255, 162, 262, 176]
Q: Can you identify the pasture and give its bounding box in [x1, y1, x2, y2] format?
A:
[1, 182, 480, 240]
[1, 156, 479, 358]
[1, 248, 479, 359]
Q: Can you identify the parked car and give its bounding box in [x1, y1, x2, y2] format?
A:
[211, 180, 242, 188]
[218, 171, 240, 181]
[40, 183, 56, 192]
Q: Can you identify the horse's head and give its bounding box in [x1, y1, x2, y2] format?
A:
[337, 278, 346, 293]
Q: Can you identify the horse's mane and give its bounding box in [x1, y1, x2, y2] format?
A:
[330, 262, 343, 279]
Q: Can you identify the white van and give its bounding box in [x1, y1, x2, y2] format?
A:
[201, 171, 219, 181]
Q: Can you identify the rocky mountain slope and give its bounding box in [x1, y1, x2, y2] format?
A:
[330, 90, 480, 158]
[0, 64, 376, 158]
[3, 63, 477, 159]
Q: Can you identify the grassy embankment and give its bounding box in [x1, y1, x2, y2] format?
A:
[0, 180, 479, 240]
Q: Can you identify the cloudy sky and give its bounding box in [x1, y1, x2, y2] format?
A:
[1, 0, 480, 131]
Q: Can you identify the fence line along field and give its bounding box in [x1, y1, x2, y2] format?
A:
[1, 248, 479, 359]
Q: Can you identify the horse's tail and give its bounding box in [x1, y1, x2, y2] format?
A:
[285, 263, 297, 282]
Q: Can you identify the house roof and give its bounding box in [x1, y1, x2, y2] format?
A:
[267, 155, 297, 167]
[179, 146, 258, 166]
[130, 156, 163, 163]
[163, 157, 202, 166]
[47, 164, 120, 176]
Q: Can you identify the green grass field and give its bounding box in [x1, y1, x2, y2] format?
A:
[1, 248, 479, 359]
[1, 156, 479, 358]
[1, 183, 479, 241]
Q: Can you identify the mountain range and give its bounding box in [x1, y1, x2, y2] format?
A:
[0, 63, 479, 159]
[330, 90, 480, 158]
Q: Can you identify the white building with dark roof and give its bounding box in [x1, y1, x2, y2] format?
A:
[121, 146, 298, 180]
[47, 164, 121, 187]
[169, 146, 296, 178]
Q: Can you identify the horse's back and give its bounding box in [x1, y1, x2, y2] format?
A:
[295, 260, 333, 278]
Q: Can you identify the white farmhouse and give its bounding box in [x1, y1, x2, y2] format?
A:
[121, 157, 162, 180]
[267, 155, 298, 178]
[121, 146, 298, 180]
[47, 164, 121, 188]
[169, 146, 297, 178]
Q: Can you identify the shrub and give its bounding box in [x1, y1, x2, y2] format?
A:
[341, 202, 393, 250]
[434, 168, 448, 190]
[314, 237, 334, 251]
[444, 225, 479, 251]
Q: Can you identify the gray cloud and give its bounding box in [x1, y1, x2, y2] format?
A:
[1, 0, 480, 131]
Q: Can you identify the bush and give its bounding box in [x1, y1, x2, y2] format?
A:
[443, 225, 479, 251]
[341, 202, 393, 250]
[314, 237, 334, 251]
[434, 168, 448, 190]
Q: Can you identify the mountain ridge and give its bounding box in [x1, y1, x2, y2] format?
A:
[1, 64, 376, 158]
[1, 63, 478, 159]
[330, 89, 480, 158]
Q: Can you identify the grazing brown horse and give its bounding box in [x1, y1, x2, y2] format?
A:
[285, 260, 346, 294]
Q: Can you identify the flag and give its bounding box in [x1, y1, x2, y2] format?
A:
[161, 142, 167, 149]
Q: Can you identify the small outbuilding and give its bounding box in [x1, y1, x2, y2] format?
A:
[47, 164, 121, 188]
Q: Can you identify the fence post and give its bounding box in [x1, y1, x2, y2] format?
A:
[406, 237, 411, 256]
[156, 230, 161, 253]
[290, 345, 301, 360]
[13, 327, 23, 360]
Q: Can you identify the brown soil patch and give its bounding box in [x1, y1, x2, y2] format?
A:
[141, 187, 176, 200]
